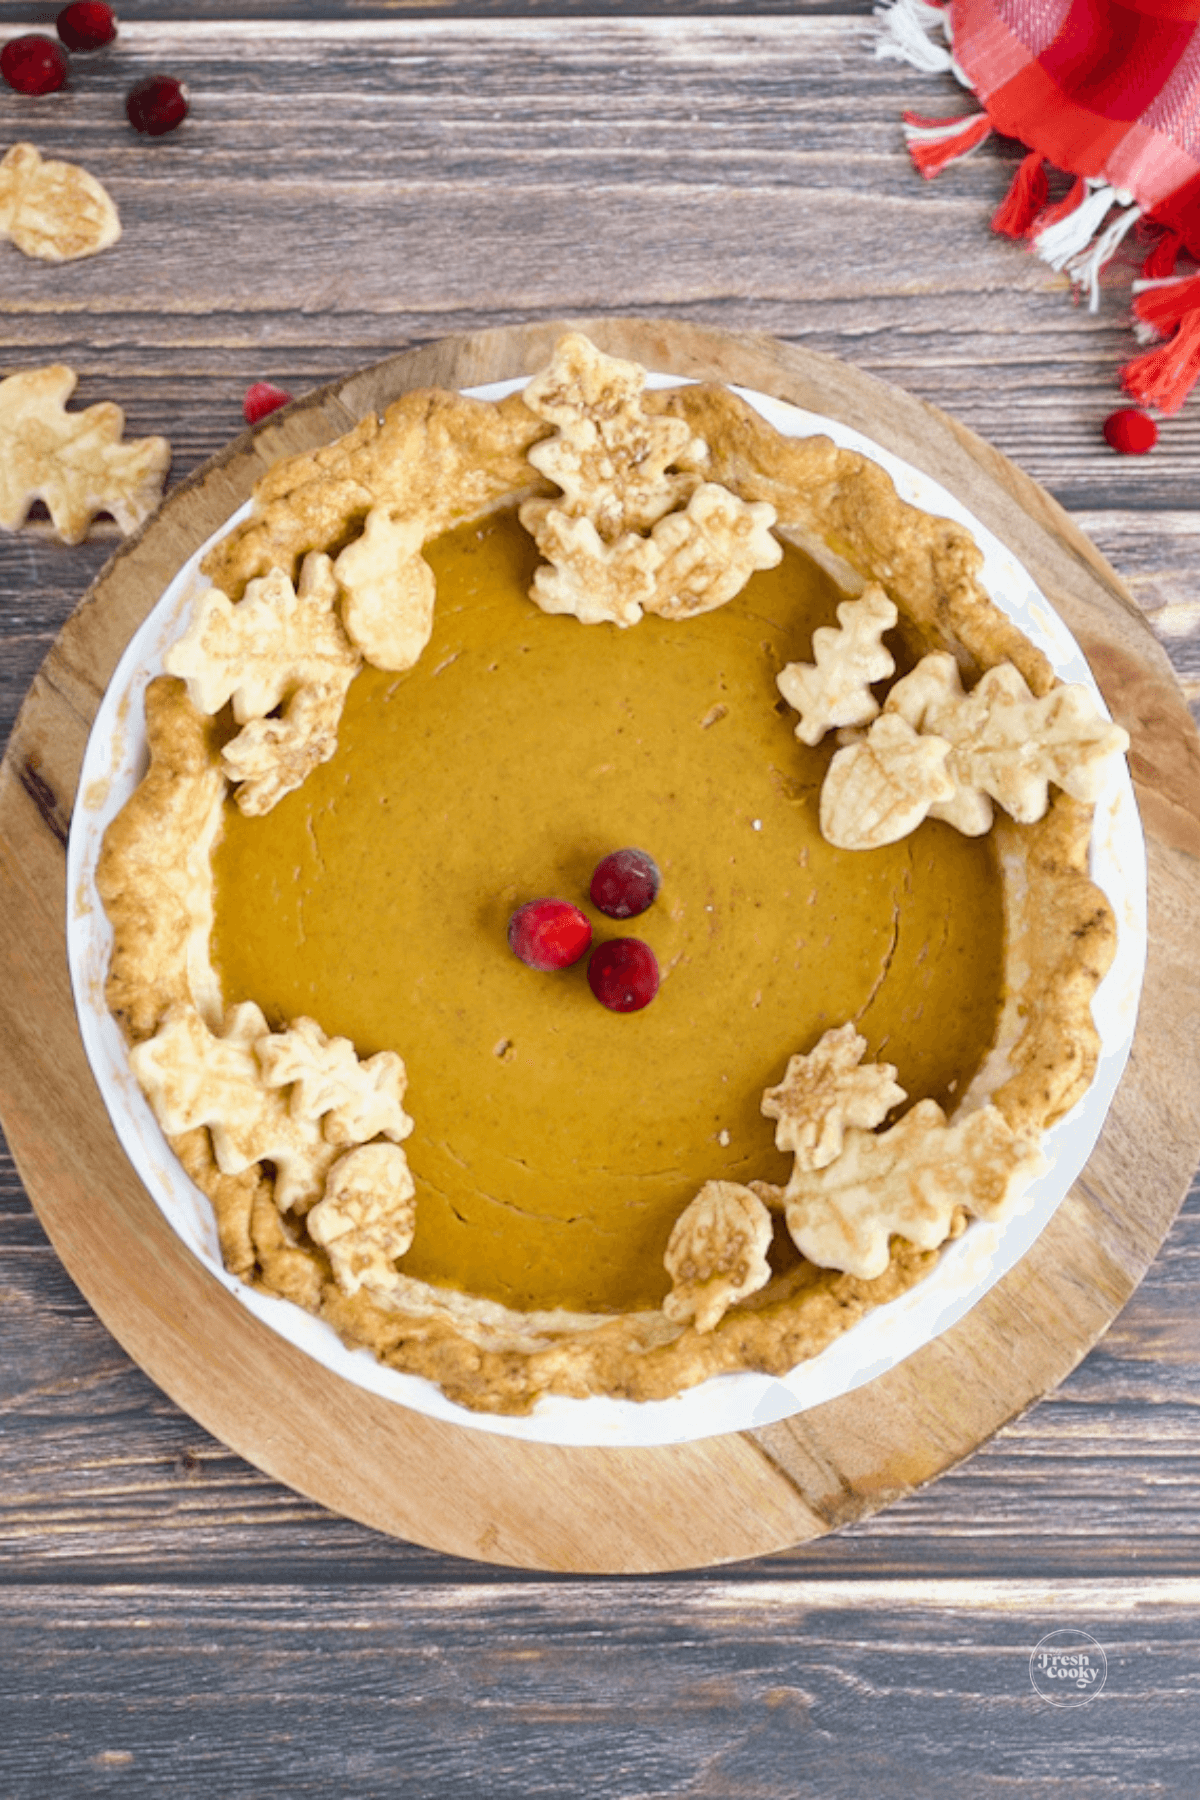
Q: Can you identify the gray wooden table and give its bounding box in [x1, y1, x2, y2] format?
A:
[3, 5, 1199, 1793]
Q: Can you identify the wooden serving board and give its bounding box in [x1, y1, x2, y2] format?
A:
[2, 319, 1199, 1575]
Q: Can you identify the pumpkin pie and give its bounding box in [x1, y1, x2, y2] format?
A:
[95, 334, 1128, 1414]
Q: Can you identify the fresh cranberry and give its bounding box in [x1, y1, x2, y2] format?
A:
[508, 898, 592, 972]
[589, 847, 660, 920]
[125, 74, 189, 136]
[243, 382, 294, 426]
[56, 4, 117, 51]
[1103, 408, 1157, 455]
[588, 938, 659, 1012]
[1, 35, 69, 96]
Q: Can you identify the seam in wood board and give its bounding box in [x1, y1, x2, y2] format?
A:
[17, 757, 67, 850]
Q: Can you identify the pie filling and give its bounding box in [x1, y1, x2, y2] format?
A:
[94, 333, 1126, 1413]
[210, 507, 1005, 1315]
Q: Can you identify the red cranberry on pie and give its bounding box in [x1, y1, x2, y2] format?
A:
[587, 938, 660, 1012]
[508, 898, 593, 972]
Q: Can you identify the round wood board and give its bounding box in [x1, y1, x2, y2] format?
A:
[3, 319, 1200, 1574]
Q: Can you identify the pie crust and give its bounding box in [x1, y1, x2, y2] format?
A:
[95, 339, 1124, 1415]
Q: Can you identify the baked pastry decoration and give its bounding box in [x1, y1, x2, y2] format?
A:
[0, 142, 120, 263]
[778, 628, 1130, 849]
[779, 1099, 1047, 1283]
[332, 509, 436, 671]
[128, 1001, 412, 1214]
[662, 1181, 775, 1333]
[519, 332, 782, 625]
[96, 332, 1132, 1414]
[776, 587, 897, 745]
[165, 555, 361, 815]
[760, 1024, 906, 1171]
[0, 363, 170, 544]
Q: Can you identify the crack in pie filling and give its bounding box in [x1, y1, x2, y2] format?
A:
[96, 334, 1130, 1414]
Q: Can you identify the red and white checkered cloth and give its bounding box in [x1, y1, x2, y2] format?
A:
[877, 0, 1200, 413]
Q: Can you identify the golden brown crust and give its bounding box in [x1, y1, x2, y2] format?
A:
[654, 385, 1056, 696]
[98, 359, 1126, 1414]
[993, 795, 1117, 1135]
[95, 677, 225, 1042]
[173, 1126, 258, 1282]
[202, 389, 551, 600]
[321, 1238, 943, 1414]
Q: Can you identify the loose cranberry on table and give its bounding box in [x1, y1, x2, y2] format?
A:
[243, 383, 294, 425]
[56, 4, 118, 51]
[508, 898, 593, 972]
[125, 74, 189, 136]
[587, 938, 659, 1013]
[589, 847, 660, 920]
[1, 35, 69, 96]
[1103, 408, 1157, 455]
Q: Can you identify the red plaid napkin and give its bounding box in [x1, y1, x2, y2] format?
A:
[877, 0, 1200, 414]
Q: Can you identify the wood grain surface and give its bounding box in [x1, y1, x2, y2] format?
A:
[3, 314, 1197, 1577]
[3, 9, 1200, 1791]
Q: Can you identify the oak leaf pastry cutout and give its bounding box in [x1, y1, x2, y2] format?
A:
[663, 1180, 775, 1333]
[307, 1142, 417, 1298]
[820, 712, 955, 850]
[165, 554, 361, 815]
[0, 364, 170, 544]
[519, 335, 781, 627]
[131, 1001, 342, 1214]
[782, 1099, 1047, 1281]
[130, 1001, 415, 1218]
[761, 1024, 907, 1172]
[776, 586, 898, 746]
[0, 143, 120, 263]
[257, 1015, 413, 1148]
[885, 653, 1130, 831]
[333, 506, 436, 671]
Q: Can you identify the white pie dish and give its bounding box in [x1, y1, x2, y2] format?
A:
[66, 375, 1147, 1447]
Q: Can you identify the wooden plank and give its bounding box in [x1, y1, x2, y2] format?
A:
[3, 1138, 1199, 1582]
[0, 1583, 1198, 1798]
[0, 16, 1196, 522]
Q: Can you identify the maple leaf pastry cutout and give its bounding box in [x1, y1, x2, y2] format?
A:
[761, 1024, 907, 1171]
[130, 1001, 344, 1214]
[256, 1015, 413, 1148]
[884, 652, 1131, 830]
[820, 653, 1130, 849]
[0, 364, 170, 544]
[522, 330, 706, 539]
[130, 1002, 417, 1256]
